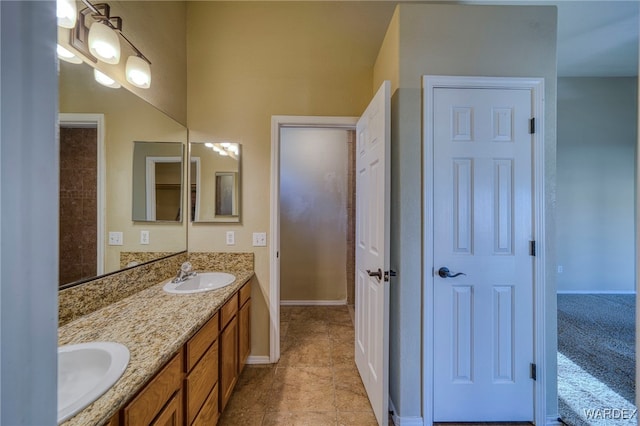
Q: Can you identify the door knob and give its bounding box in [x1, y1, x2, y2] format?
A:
[367, 268, 383, 280]
[438, 267, 466, 279]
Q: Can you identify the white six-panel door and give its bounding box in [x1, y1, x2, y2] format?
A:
[432, 87, 535, 422]
[355, 81, 390, 426]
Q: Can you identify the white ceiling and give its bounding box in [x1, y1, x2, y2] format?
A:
[462, 0, 639, 77]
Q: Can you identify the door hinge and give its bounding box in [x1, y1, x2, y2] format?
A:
[530, 363, 537, 381]
[529, 117, 536, 134]
[529, 241, 536, 256]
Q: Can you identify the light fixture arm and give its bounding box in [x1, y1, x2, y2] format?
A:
[79, 0, 151, 65]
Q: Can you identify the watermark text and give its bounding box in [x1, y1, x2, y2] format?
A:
[583, 408, 637, 420]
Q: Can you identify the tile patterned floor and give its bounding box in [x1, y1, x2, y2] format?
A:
[219, 305, 378, 426]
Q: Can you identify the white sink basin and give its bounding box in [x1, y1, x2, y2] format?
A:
[163, 272, 236, 294]
[58, 342, 129, 424]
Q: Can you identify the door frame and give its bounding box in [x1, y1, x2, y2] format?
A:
[269, 115, 358, 362]
[422, 76, 546, 425]
[59, 113, 106, 276]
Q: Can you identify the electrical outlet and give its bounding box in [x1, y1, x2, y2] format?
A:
[557, 265, 564, 274]
[226, 231, 235, 245]
[140, 230, 150, 245]
[108, 231, 123, 246]
[252, 232, 267, 247]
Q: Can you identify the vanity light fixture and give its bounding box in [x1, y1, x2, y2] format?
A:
[88, 21, 120, 64]
[57, 0, 77, 29]
[66, 0, 152, 88]
[93, 69, 121, 89]
[57, 44, 83, 64]
[125, 55, 151, 89]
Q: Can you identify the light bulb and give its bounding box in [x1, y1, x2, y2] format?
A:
[126, 56, 151, 89]
[218, 150, 228, 156]
[88, 22, 121, 64]
[205, 142, 214, 148]
[94, 69, 121, 89]
[57, 0, 77, 29]
[221, 142, 231, 148]
[57, 44, 82, 64]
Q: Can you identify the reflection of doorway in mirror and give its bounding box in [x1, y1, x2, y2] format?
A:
[215, 172, 236, 216]
[190, 158, 201, 221]
[144, 157, 182, 221]
[58, 113, 105, 287]
[59, 127, 98, 284]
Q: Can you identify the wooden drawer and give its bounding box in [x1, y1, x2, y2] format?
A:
[124, 352, 183, 426]
[185, 312, 219, 372]
[239, 282, 251, 307]
[191, 383, 219, 426]
[220, 293, 238, 328]
[185, 340, 219, 425]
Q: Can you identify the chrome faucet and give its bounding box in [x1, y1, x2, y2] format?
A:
[172, 261, 197, 283]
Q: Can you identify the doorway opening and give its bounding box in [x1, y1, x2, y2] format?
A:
[279, 127, 355, 305]
[270, 116, 358, 362]
[555, 77, 638, 424]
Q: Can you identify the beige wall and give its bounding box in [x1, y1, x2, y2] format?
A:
[58, 1, 187, 124]
[373, 3, 558, 419]
[186, 1, 396, 357]
[59, 61, 187, 274]
[280, 128, 349, 302]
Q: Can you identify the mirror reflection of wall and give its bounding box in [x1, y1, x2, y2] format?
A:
[59, 60, 187, 288]
[190, 142, 241, 222]
[131, 142, 184, 222]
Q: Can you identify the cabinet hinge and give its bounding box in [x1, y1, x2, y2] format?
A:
[530, 363, 537, 381]
[529, 241, 536, 256]
[529, 117, 536, 134]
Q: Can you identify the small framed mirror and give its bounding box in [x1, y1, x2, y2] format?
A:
[132, 141, 184, 222]
[190, 142, 241, 223]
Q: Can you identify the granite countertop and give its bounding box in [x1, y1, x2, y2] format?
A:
[58, 269, 254, 426]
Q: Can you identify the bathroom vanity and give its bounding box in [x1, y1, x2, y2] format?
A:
[58, 269, 253, 426]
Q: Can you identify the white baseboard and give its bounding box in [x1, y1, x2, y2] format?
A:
[246, 355, 271, 364]
[557, 290, 636, 295]
[388, 398, 423, 426]
[280, 299, 347, 306]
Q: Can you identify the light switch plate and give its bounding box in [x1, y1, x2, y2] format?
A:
[140, 230, 150, 245]
[108, 231, 123, 246]
[252, 232, 267, 247]
[226, 231, 235, 245]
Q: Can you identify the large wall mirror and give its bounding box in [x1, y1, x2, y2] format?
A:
[59, 60, 187, 288]
[190, 142, 242, 223]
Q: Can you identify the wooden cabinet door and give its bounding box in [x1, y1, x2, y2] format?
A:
[219, 316, 238, 411]
[238, 299, 251, 373]
[151, 389, 182, 426]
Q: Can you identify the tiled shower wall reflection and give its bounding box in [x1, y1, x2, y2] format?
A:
[59, 127, 97, 285]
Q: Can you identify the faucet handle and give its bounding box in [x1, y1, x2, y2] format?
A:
[180, 262, 193, 273]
